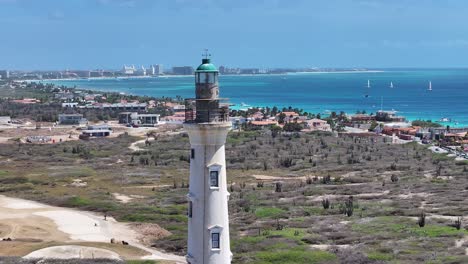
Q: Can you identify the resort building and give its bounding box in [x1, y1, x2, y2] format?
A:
[122, 65, 136, 75]
[184, 56, 232, 264]
[136, 66, 146, 76]
[147, 65, 155, 76]
[0, 70, 9, 79]
[154, 64, 164, 75]
[172, 66, 195, 75]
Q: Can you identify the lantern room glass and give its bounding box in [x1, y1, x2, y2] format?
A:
[196, 72, 217, 84]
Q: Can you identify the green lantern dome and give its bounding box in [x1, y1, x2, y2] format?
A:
[196, 58, 218, 72]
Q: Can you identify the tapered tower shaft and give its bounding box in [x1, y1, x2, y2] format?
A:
[184, 56, 232, 264]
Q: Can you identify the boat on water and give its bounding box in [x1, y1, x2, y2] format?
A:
[364, 80, 370, 97]
[240, 102, 250, 107]
[390, 82, 394, 88]
[439, 117, 451, 122]
[428, 81, 432, 91]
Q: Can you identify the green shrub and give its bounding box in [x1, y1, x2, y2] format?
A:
[255, 207, 286, 219]
[255, 248, 336, 264]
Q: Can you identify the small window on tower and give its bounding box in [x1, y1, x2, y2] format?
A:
[210, 171, 219, 187]
[188, 201, 193, 218]
[191, 149, 195, 159]
[211, 232, 220, 249]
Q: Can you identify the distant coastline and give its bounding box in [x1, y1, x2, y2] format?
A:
[32, 69, 468, 128]
[21, 69, 383, 82]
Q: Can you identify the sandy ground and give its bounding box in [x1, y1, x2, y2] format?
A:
[0, 195, 185, 263]
[129, 138, 152, 152]
[428, 146, 448, 153]
[307, 190, 391, 202]
[112, 193, 146, 204]
[252, 174, 308, 181]
[24, 245, 121, 260]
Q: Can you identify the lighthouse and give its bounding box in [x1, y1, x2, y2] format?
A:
[184, 52, 232, 264]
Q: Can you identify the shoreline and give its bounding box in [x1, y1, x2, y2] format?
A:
[20, 74, 468, 128]
[20, 70, 383, 82]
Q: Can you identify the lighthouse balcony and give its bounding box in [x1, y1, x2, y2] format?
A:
[184, 98, 230, 123]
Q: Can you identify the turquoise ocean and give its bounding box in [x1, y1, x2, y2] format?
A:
[46, 69, 468, 127]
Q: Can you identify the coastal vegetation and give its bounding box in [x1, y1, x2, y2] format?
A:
[0, 82, 178, 122]
[1, 128, 467, 263]
[411, 120, 443, 128]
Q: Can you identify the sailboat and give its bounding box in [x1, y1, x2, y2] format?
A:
[390, 82, 394, 88]
[428, 81, 432, 91]
[364, 80, 370, 98]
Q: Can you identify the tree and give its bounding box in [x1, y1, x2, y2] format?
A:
[271, 106, 278, 116]
[278, 113, 286, 124]
[283, 122, 302, 132]
[270, 125, 282, 138]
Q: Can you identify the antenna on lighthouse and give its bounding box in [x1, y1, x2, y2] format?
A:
[203, 49, 211, 59]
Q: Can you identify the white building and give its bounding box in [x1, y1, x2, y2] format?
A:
[154, 64, 163, 75]
[147, 65, 156, 76]
[0, 116, 11, 124]
[122, 65, 136, 75]
[136, 65, 146, 76]
[184, 57, 232, 264]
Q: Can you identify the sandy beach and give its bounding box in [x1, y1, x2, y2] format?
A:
[0, 195, 185, 263]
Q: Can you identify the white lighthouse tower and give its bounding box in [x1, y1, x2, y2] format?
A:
[184, 52, 232, 264]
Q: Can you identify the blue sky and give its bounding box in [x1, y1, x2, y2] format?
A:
[1, 0, 467, 69]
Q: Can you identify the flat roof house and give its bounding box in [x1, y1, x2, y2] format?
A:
[118, 112, 160, 127]
[58, 114, 87, 125]
[0, 116, 11, 124]
[80, 124, 112, 139]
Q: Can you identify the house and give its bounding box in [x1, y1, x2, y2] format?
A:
[12, 98, 40, 104]
[62, 102, 79, 108]
[0, 116, 11, 124]
[277, 111, 300, 123]
[382, 125, 421, 140]
[302, 119, 331, 132]
[351, 114, 375, 122]
[119, 112, 139, 124]
[80, 124, 112, 139]
[250, 111, 264, 121]
[250, 120, 278, 128]
[137, 114, 160, 126]
[119, 112, 160, 126]
[58, 114, 87, 125]
[163, 112, 186, 124]
[54, 92, 76, 101]
[229, 116, 248, 129]
[376, 110, 406, 122]
[80, 102, 147, 111]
